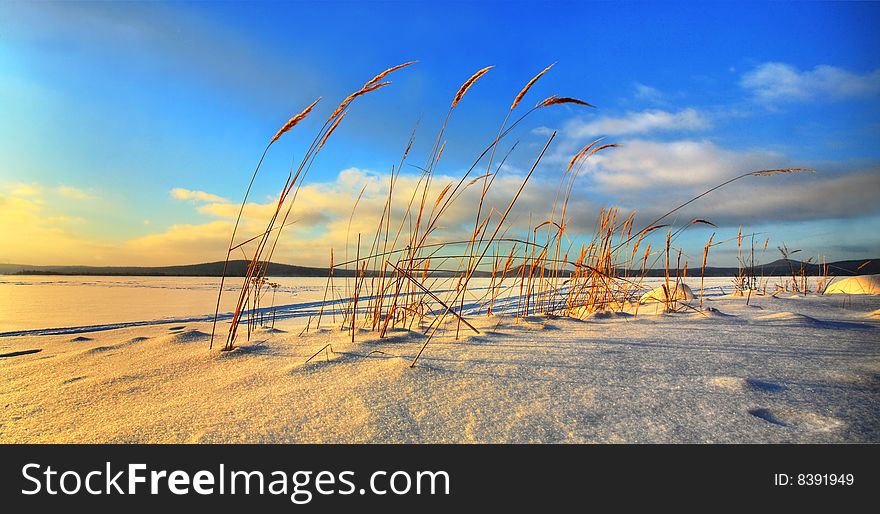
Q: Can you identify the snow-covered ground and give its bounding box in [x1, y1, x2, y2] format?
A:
[1, 276, 878, 443]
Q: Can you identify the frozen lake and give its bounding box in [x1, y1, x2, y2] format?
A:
[2, 274, 878, 443]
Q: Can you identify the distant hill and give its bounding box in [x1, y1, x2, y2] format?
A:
[1, 258, 877, 278]
[0, 260, 484, 278]
[0, 261, 344, 277]
[635, 258, 879, 278]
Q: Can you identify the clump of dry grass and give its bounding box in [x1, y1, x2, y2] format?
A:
[210, 97, 322, 349]
[211, 62, 416, 351]
[816, 256, 832, 294]
[776, 243, 813, 295]
[213, 61, 808, 369]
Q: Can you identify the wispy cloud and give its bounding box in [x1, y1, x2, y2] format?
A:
[124, 221, 233, 265]
[0, 182, 108, 265]
[531, 126, 555, 137]
[6, 1, 324, 108]
[633, 83, 663, 103]
[741, 62, 880, 104]
[10, 183, 42, 197]
[564, 108, 710, 138]
[169, 188, 229, 203]
[56, 185, 94, 200]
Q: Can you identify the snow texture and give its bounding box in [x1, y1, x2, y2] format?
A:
[1, 276, 878, 443]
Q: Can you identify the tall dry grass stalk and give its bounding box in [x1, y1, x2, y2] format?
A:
[210, 97, 321, 349]
[700, 233, 714, 309]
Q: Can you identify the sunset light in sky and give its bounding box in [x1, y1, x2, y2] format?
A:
[2, 1, 878, 267]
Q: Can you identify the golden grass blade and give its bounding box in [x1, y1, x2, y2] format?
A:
[434, 182, 454, 207]
[317, 111, 346, 152]
[270, 97, 321, 144]
[590, 143, 620, 154]
[569, 143, 619, 175]
[452, 66, 494, 108]
[537, 95, 595, 108]
[364, 61, 418, 88]
[567, 137, 605, 172]
[640, 224, 669, 235]
[700, 233, 714, 310]
[750, 167, 813, 176]
[511, 63, 555, 111]
[465, 173, 492, 187]
[535, 220, 564, 232]
[386, 261, 480, 335]
[328, 81, 392, 122]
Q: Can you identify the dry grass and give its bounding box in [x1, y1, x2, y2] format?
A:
[511, 63, 555, 110]
[211, 61, 809, 367]
[210, 62, 415, 351]
[452, 66, 494, 108]
[271, 97, 322, 144]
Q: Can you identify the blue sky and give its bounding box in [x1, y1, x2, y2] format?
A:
[1, 1, 878, 266]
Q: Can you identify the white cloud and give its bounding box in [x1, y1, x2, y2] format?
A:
[169, 188, 229, 203]
[531, 126, 555, 137]
[565, 108, 710, 138]
[579, 138, 880, 227]
[741, 62, 880, 103]
[688, 169, 880, 225]
[633, 83, 663, 103]
[590, 139, 784, 192]
[10, 183, 41, 197]
[0, 182, 111, 265]
[124, 221, 233, 264]
[56, 185, 93, 200]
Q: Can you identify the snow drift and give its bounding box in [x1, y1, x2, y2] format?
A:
[639, 283, 695, 303]
[825, 275, 880, 295]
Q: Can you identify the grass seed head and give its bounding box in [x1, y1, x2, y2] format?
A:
[511, 63, 555, 111]
[452, 66, 494, 108]
[271, 97, 321, 144]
